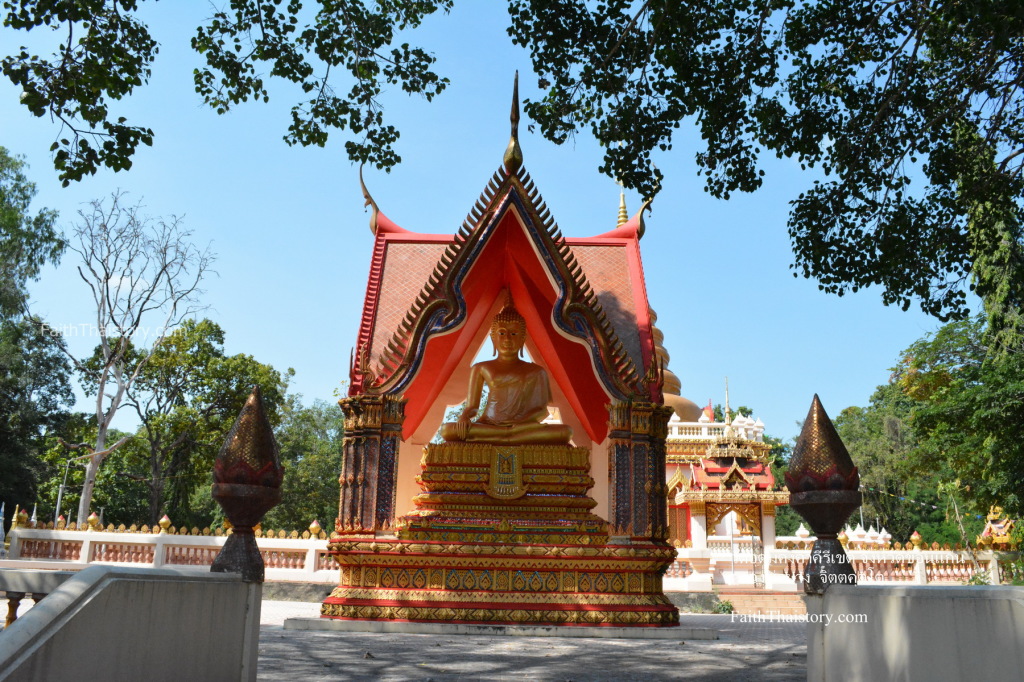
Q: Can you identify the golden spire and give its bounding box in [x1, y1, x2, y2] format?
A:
[617, 191, 628, 227]
[503, 71, 524, 173]
[615, 142, 628, 227]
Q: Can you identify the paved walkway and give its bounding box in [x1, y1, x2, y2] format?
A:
[258, 602, 807, 681]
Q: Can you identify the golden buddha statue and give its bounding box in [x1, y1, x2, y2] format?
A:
[441, 295, 572, 445]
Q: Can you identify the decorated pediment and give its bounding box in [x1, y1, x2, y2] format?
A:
[347, 90, 662, 442]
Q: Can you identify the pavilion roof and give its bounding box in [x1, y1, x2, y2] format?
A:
[688, 457, 777, 491]
[348, 164, 660, 443]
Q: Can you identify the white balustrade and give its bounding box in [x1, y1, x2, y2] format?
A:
[676, 543, 1011, 589]
[1, 527, 338, 583]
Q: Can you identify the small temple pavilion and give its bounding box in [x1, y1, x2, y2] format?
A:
[649, 318, 790, 589]
[323, 80, 680, 626]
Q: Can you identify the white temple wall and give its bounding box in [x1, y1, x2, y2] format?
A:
[395, 439, 425, 518]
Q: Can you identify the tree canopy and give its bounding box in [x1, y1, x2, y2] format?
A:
[0, 146, 61, 316]
[262, 396, 344, 532]
[57, 192, 213, 521]
[119, 318, 292, 526]
[5, 1, 1021, 325]
[896, 314, 1024, 519]
[2, 0, 451, 184]
[0, 147, 71, 521]
[829, 312, 1022, 543]
[509, 1, 1024, 326]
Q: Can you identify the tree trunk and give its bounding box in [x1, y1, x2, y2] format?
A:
[77, 428, 107, 524]
[149, 461, 163, 527]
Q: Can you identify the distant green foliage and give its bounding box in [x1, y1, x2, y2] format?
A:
[827, 313, 1023, 544]
[0, 318, 74, 520]
[36, 415, 147, 527]
[47, 319, 292, 527]
[262, 397, 345, 532]
[898, 315, 1024, 521]
[712, 600, 734, 614]
[0, 146, 62, 315]
[0, 147, 70, 523]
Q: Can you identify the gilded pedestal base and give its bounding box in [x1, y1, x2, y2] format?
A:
[322, 537, 679, 626]
[324, 443, 679, 627]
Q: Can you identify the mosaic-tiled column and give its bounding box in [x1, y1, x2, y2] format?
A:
[608, 399, 674, 540]
[337, 394, 406, 534]
[608, 400, 633, 536]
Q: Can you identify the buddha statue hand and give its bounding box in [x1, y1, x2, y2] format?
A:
[451, 416, 471, 441]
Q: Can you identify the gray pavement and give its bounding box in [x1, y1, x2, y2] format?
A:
[257, 602, 807, 681]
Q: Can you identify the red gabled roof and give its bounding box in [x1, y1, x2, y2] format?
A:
[349, 166, 659, 443]
[690, 458, 776, 491]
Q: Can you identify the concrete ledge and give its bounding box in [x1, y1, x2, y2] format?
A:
[0, 569, 76, 594]
[808, 584, 1024, 681]
[0, 565, 261, 682]
[284, 617, 717, 639]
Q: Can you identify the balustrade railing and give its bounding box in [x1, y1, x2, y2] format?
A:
[664, 559, 693, 579]
[1, 525, 338, 584]
[683, 545, 1008, 587]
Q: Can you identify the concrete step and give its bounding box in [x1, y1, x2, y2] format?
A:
[714, 591, 807, 616]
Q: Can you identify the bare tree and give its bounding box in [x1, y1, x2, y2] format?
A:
[57, 192, 213, 521]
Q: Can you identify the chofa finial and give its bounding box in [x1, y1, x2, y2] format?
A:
[359, 164, 381, 236]
[503, 71, 523, 173]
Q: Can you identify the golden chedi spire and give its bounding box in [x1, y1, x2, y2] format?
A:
[503, 71, 524, 173]
[617, 191, 629, 227]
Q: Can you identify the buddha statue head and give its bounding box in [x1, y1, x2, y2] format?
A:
[490, 294, 526, 358]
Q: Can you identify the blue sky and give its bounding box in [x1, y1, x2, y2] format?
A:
[2, 3, 946, 441]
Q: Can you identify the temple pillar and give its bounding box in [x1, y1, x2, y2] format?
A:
[337, 394, 406, 534]
[761, 503, 777, 547]
[689, 501, 709, 550]
[683, 500, 714, 591]
[761, 503, 780, 589]
[608, 399, 674, 540]
[608, 401, 632, 535]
